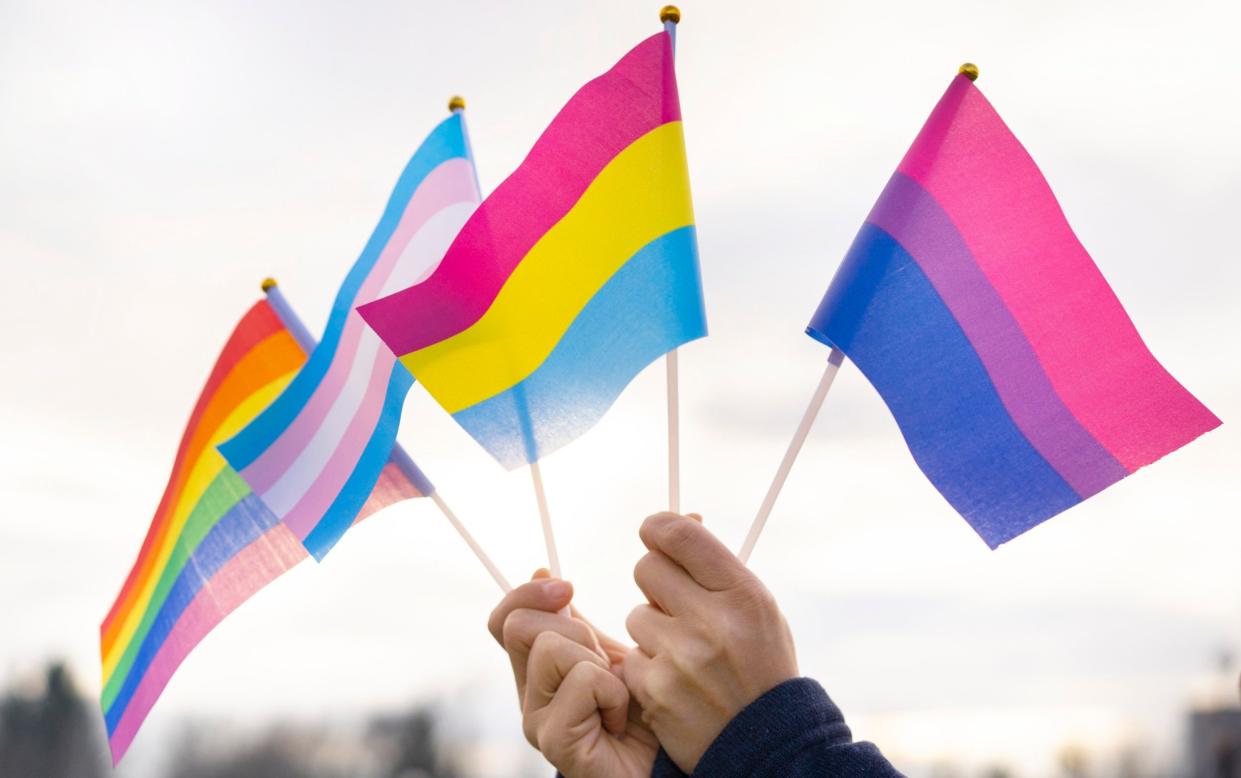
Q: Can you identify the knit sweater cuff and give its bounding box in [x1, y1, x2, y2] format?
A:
[689, 677, 853, 777]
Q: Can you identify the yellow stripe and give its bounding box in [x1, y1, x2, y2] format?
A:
[400, 121, 693, 413]
[101, 372, 294, 676]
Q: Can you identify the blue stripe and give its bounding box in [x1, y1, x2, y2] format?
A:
[105, 489, 277, 733]
[807, 224, 1081, 547]
[220, 114, 468, 470]
[452, 226, 707, 469]
[302, 363, 415, 560]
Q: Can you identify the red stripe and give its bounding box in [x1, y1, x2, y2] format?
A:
[101, 301, 293, 637]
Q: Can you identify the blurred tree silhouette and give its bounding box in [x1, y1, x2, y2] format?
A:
[0, 662, 107, 778]
[168, 726, 349, 778]
[168, 703, 461, 778]
[367, 704, 461, 778]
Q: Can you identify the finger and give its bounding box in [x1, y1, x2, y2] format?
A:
[488, 575, 573, 644]
[524, 631, 610, 718]
[639, 512, 748, 592]
[620, 647, 657, 717]
[568, 605, 630, 667]
[545, 661, 631, 742]
[502, 608, 607, 703]
[625, 603, 674, 656]
[633, 550, 700, 616]
[686, 512, 703, 523]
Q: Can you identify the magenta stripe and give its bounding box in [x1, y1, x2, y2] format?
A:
[867, 173, 1129, 497]
[240, 159, 475, 492]
[280, 348, 396, 540]
[107, 527, 304, 763]
[896, 75, 1219, 469]
[358, 32, 679, 356]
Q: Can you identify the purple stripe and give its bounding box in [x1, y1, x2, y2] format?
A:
[867, 172, 1128, 498]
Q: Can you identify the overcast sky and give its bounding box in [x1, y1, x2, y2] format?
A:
[2, 1, 1239, 776]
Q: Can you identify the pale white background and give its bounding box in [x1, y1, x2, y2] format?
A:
[1, 1, 1238, 775]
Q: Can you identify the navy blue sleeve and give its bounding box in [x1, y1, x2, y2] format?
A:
[557, 678, 900, 778]
[684, 677, 904, 778]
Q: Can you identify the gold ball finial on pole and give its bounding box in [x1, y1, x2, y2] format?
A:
[958, 63, 979, 82]
[448, 95, 466, 113]
[261, 277, 278, 292]
[660, 5, 681, 24]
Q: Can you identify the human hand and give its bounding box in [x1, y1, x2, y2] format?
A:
[623, 513, 798, 773]
[488, 572, 658, 778]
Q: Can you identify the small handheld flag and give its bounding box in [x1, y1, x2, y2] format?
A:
[100, 297, 427, 762]
[219, 108, 481, 559]
[358, 31, 706, 472]
[804, 64, 1220, 548]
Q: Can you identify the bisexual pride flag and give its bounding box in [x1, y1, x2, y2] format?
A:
[808, 69, 1219, 548]
[359, 32, 706, 469]
[220, 112, 479, 558]
[102, 299, 422, 762]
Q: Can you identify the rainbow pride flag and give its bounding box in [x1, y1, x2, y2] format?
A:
[359, 33, 706, 468]
[101, 299, 422, 762]
[808, 70, 1220, 548]
[219, 112, 478, 558]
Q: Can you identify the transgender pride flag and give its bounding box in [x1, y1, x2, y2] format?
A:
[220, 112, 481, 558]
[809, 70, 1220, 548]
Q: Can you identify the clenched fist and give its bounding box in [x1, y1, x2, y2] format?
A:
[623, 513, 798, 773]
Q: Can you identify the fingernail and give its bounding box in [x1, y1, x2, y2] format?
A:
[686, 512, 703, 524]
[544, 580, 571, 600]
[531, 568, 551, 581]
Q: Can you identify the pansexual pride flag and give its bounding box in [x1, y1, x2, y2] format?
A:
[100, 299, 422, 762]
[219, 112, 479, 558]
[808, 71, 1220, 548]
[359, 33, 706, 469]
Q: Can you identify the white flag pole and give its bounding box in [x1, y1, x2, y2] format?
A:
[529, 460, 569, 616]
[738, 348, 845, 564]
[661, 5, 682, 513]
[262, 278, 511, 592]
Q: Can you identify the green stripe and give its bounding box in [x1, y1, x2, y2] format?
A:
[100, 466, 250, 709]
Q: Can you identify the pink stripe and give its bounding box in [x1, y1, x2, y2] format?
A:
[107, 527, 304, 763]
[356, 461, 424, 524]
[358, 32, 680, 356]
[280, 349, 396, 540]
[896, 76, 1219, 470]
[241, 159, 476, 492]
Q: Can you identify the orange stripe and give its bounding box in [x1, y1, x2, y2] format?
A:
[100, 302, 287, 634]
[100, 331, 304, 654]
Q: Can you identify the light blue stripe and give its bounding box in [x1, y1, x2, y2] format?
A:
[302, 363, 414, 560]
[452, 226, 706, 469]
[220, 114, 468, 470]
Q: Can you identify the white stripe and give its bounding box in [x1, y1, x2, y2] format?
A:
[377, 201, 478, 299]
[260, 329, 385, 515]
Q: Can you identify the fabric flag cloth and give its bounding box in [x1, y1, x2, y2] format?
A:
[807, 73, 1220, 549]
[100, 299, 423, 763]
[219, 113, 478, 558]
[359, 32, 706, 469]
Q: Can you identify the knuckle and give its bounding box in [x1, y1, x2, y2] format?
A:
[624, 605, 645, 636]
[500, 609, 530, 649]
[487, 604, 507, 642]
[676, 634, 724, 673]
[568, 618, 595, 650]
[642, 666, 677, 717]
[662, 519, 699, 553]
[521, 714, 539, 748]
[528, 630, 560, 663]
[731, 577, 776, 612]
